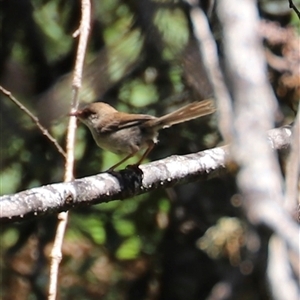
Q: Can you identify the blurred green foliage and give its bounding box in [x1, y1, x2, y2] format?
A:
[33, 1, 73, 60]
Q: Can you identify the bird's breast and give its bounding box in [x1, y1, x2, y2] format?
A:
[90, 126, 158, 155]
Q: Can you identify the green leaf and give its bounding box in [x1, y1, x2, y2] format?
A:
[116, 236, 142, 259]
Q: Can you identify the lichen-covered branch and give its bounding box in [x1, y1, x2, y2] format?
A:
[0, 146, 228, 224]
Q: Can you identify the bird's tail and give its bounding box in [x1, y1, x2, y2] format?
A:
[145, 99, 216, 129]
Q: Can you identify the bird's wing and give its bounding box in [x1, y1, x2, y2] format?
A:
[100, 113, 155, 133]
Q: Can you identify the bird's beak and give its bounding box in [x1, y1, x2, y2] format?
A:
[69, 110, 81, 117]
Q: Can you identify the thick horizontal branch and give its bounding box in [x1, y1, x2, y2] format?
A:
[1, 147, 228, 223]
[0, 125, 292, 224]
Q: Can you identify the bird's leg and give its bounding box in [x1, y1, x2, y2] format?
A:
[108, 141, 155, 171]
[133, 141, 155, 167]
[107, 152, 136, 171]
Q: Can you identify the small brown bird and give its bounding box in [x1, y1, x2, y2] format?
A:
[71, 99, 215, 170]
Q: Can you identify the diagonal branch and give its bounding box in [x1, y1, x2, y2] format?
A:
[0, 86, 66, 158]
[288, 0, 300, 19]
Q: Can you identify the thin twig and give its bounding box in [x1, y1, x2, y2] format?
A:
[284, 102, 300, 213]
[48, 1, 91, 299]
[288, 0, 300, 19]
[0, 86, 66, 158]
[185, 1, 234, 144]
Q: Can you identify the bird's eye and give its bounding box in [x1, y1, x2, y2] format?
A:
[81, 109, 92, 118]
[78, 108, 98, 120]
[89, 113, 98, 120]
